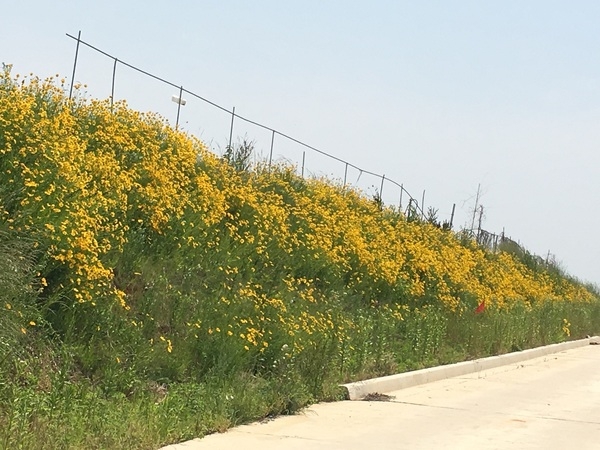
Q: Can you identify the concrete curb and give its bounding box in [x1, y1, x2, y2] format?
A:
[342, 336, 600, 400]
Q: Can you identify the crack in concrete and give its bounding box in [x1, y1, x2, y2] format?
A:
[389, 400, 600, 425]
[233, 430, 334, 442]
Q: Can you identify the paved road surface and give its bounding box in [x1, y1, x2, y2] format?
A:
[161, 344, 600, 449]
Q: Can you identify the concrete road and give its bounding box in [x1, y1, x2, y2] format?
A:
[161, 344, 600, 450]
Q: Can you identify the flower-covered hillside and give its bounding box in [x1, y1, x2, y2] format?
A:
[1, 67, 598, 449]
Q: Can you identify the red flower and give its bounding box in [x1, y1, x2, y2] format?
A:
[475, 301, 485, 314]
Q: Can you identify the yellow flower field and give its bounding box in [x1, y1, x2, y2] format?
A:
[1, 66, 599, 449]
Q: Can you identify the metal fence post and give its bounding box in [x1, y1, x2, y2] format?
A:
[111, 58, 118, 111]
[268, 130, 275, 169]
[175, 86, 184, 130]
[68, 30, 82, 100]
[399, 184, 403, 209]
[228, 106, 235, 150]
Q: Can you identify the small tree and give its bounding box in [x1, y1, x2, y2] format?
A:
[372, 188, 383, 210]
[223, 137, 254, 172]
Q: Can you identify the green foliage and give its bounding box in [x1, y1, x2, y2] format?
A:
[223, 138, 254, 172]
[1, 69, 599, 449]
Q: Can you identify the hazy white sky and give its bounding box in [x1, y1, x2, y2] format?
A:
[2, 1, 599, 285]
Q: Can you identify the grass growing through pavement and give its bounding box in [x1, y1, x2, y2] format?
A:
[1, 67, 599, 449]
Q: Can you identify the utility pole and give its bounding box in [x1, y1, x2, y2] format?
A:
[477, 205, 484, 239]
[470, 183, 481, 234]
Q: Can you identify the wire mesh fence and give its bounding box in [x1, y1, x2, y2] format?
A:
[66, 32, 430, 219]
[61, 32, 563, 263]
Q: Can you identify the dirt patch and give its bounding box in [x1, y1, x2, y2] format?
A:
[362, 392, 395, 402]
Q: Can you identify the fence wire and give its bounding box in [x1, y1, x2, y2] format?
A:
[66, 32, 428, 218]
[63, 32, 558, 262]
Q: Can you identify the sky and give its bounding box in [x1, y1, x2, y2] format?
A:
[2, 1, 599, 285]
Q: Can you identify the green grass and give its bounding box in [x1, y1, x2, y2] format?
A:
[2, 250, 598, 450]
[1, 69, 600, 449]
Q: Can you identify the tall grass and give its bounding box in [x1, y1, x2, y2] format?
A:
[1, 67, 599, 449]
